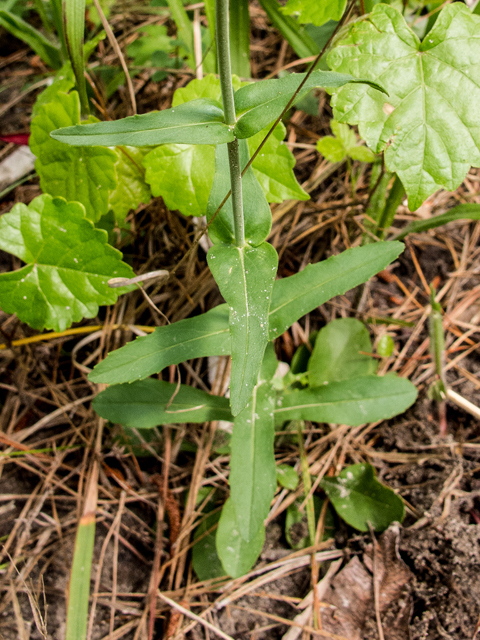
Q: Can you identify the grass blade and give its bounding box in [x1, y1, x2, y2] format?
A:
[229, 0, 250, 77]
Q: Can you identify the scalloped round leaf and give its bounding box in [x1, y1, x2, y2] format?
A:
[282, 0, 347, 26]
[0, 195, 134, 331]
[328, 3, 480, 211]
[30, 91, 117, 222]
[109, 147, 152, 223]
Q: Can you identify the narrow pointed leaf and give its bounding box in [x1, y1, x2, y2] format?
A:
[269, 241, 404, 338]
[320, 463, 404, 532]
[51, 99, 234, 147]
[329, 3, 480, 210]
[275, 375, 417, 426]
[30, 91, 117, 222]
[93, 378, 232, 427]
[216, 498, 265, 578]
[234, 70, 386, 138]
[0, 10, 62, 69]
[89, 305, 230, 384]
[395, 204, 480, 240]
[208, 242, 278, 416]
[65, 517, 95, 640]
[258, 0, 319, 58]
[207, 141, 271, 245]
[308, 318, 377, 386]
[0, 194, 134, 332]
[229, 0, 250, 78]
[230, 379, 276, 542]
[89, 242, 403, 386]
[64, 0, 88, 111]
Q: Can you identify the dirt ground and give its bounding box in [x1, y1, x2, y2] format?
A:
[1, 3, 480, 639]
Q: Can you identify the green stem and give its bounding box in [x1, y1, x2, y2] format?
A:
[215, 0, 245, 247]
[377, 173, 405, 237]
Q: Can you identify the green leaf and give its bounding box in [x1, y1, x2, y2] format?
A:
[207, 141, 272, 244]
[216, 498, 265, 578]
[0, 194, 134, 331]
[277, 464, 299, 491]
[127, 24, 174, 66]
[316, 136, 346, 163]
[192, 511, 226, 582]
[234, 70, 386, 139]
[377, 334, 394, 357]
[0, 10, 62, 69]
[92, 378, 233, 427]
[89, 305, 230, 384]
[229, 0, 250, 78]
[269, 241, 404, 338]
[348, 145, 375, 163]
[64, 0, 88, 111]
[258, 0, 319, 59]
[32, 64, 76, 117]
[308, 318, 377, 386]
[275, 375, 417, 426]
[328, 3, 480, 211]
[109, 147, 151, 223]
[144, 144, 215, 217]
[230, 378, 276, 542]
[320, 463, 404, 531]
[50, 98, 234, 147]
[66, 517, 95, 640]
[395, 203, 480, 240]
[172, 74, 243, 106]
[89, 242, 403, 386]
[30, 91, 117, 222]
[208, 242, 278, 416]
[166, 0, 195, 68]
[282, 0, 347, 27]
[247, 123, 309, 202]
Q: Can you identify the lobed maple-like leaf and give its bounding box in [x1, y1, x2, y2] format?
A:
[0, 195, 134, 332]
[329, 3, 480, 210]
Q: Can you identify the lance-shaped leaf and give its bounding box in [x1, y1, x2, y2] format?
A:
[109, 146, 152, 223]
[50, 98, 234, 147]
[274, 375, 417, 426]
[328, 3, 480, 211]
[229, 345, 278, 542]
[208, 242, 278, 416]
[0, 10, 62, 69]
[207, 140, 271, 245]
[216, 498, 265, 578]
[269, 241, 404, 338]
[234, 70, 386, 138]
[89, 241, 403, 386]
[64, 0, 88, 111]
[321, 463, 405, 532]
[89, 305, 230, 384]
[395, 203, 480, 240]
[258, 0, 319, 59]
[282, 0, 347, 27]
[308, 317, 377, 386]
[30, 91, 117, 222]
[0, 194, 134, 332]
[93, 378, 232, 427]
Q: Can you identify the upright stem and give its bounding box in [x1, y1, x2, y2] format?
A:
[215, 0, 245, 247]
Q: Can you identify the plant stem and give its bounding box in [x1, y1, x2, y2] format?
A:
[377, 173, 405, 237]
[215, 0, 245, 247]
